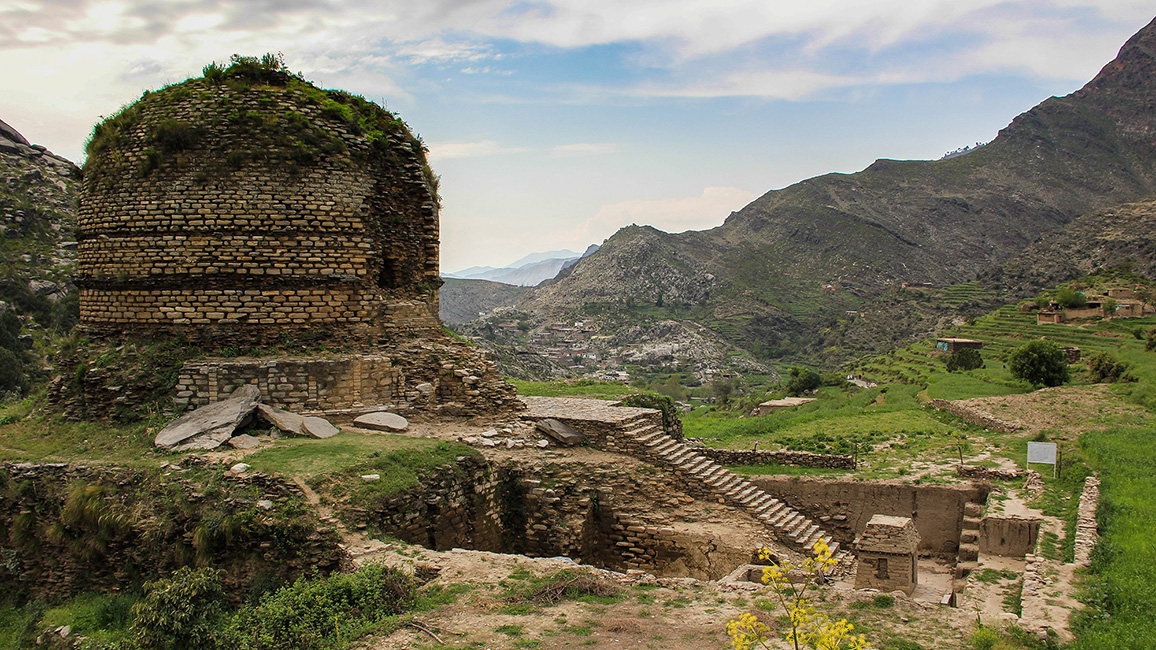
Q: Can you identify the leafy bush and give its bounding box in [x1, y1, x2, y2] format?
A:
[0, 347, 25, 396]
[1055, 287, 1086, 309]
[225, 563, 415, 650]
[785, 366, 821, 396]
[1008, 340, 1069, 388]
[620, 392, 683, 440]
[151, 119, 199, 154]
[945, 348, 983, 372]
[1086, 352, 1129, 383]
[129, 567, 227, 650]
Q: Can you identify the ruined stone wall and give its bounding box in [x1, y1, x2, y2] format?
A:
[750, 477, 989, 557]
[0, 461, 344, 601]
[979, 516, 1041, 558]
[345, 456, 754, 580]
[175, 339, 520, 416]
[926, 400, 1021, 433]
[694, 448, 856, 470]
[77, 73, 442, 344]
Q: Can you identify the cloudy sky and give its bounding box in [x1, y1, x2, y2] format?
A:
[1, 2, 1152, 272]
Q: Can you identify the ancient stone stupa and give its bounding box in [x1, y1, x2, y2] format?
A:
[75, 55, 517, 417]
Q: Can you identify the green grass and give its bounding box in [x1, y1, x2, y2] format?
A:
[0, 409, 158, 464]
[509, 379, 641, 400]
[1072, 424, 1156, 649]
[243, 431, 449, 480]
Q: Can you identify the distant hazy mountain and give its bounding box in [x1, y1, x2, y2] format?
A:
[445, 245, 599, 287]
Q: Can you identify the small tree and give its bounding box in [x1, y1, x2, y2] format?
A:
[726, 542, 867, 650]
[711, 377, 735, 406]
[944, 348, 983, 372]
[785, 367, 821, 396]
[1008, 340, 1069, 387]
[1055, 287, 1086, 309]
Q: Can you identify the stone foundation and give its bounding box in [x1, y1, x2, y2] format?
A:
[693, 448, 855, 470]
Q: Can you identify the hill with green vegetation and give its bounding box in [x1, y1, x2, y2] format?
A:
[482, 18, 1156, 374]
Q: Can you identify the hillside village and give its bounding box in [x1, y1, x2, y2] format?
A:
[1, 15, 1156, 650]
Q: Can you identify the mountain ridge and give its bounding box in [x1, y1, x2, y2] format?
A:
[485, 16, 1156, 374]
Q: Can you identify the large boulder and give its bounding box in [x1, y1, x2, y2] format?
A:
[155, 385, 261, 449]
[302, 416, 340, 439]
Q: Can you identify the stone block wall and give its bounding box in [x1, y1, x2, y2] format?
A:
[175, 338, 521, 416]
[694, 448, 856, 470]
[77, 74, 442, 344]
[750, 476, 989, 557]
[979, 516, 1041, 557]
[346, 455, 756, 580]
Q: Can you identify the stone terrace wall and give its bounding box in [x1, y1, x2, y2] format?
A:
[176, 339, 521, 416]
[77, 75, 441, 344]
[926, 399, 1021, 433]
[0, 461, 344, 601]
[693, 448, 856, 470]
[750, 476, 989, 557]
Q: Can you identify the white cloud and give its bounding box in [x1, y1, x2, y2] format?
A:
[426, 139, 531, 161]
[575, 186, 760, 241]
[550, 142, 620, 157]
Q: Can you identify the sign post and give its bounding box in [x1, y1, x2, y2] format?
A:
[1027, 441, 1059, 478]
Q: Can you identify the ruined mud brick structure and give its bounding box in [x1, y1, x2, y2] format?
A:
[854, 514, 920, 594]
[73, 60, 517, 416]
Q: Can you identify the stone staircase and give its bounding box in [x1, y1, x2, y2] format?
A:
[954, 501, 983, 579]
[617, 415, 852, 571]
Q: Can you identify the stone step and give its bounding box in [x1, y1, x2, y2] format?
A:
[962, 516, 982, 530]
[679, 455, 707, 469]
[633, 430, 665, 445]
[963, 502, 984, 518]
[958, 543, 980, 562]
[651, 440, 677, 455]
[955, 561, 979, 579]
[959, 530, 979, 545]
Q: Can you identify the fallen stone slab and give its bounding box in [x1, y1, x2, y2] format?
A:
[174, 427, 235, 451]
[156, 385, 261, 449]
[353, 411, 409, 432]
[257, 403, 305, 435]
[227, 434, 261, 450]
[302, 416, 340, 439]
[535, 418, 585, 446]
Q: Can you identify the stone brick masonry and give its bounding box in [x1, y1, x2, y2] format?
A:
[77, 74, 442, 343]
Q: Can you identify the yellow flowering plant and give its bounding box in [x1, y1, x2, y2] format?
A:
[726, 541, 868, 650]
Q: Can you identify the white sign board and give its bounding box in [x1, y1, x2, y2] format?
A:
[1027, 442, 1059, 477]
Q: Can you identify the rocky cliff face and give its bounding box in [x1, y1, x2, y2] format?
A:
[0, 118, 79, 303]
[496, 17, 1156, 372]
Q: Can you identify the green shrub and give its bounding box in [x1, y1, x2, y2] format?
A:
[1008, 340, 1069, 387]
[151, 120, 199, 154]
[968, 625, 1001, 650]
[0, 347, 24, 395]
[620, 393, 683, 440]
[1055, 287, 1086, 309]
[129, 567, 227, 650]
[1086, 352, 1129, 383]
[225, 563, 415, 650]
[945, 348, 983, 372]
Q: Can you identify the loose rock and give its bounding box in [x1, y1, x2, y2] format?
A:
[302, 416, 340, 439]
[353, 411, 409, 432]
[536, 418, 585, 446]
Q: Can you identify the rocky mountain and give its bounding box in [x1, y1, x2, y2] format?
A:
[983, 196, 1156, 296]
[488, 17, 1156, 374]
[439, 278, 530, 325]
[0, 117, 79, 316]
